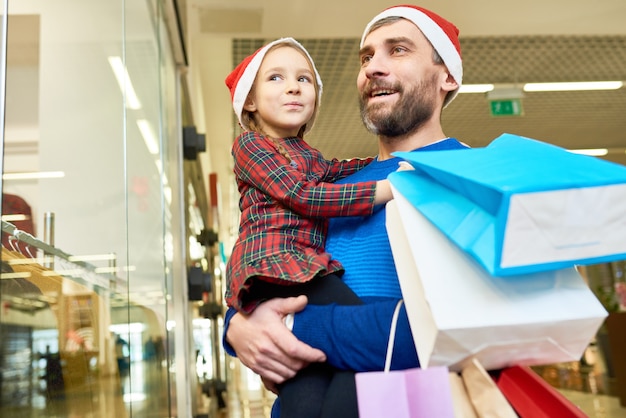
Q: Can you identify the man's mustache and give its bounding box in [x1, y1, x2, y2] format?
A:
[361, 82, 403, 100]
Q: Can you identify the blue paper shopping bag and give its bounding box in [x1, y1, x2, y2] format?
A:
[390, 133, 626, 276]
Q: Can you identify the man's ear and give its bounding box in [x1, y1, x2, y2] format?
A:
[442, 71, 458, 94]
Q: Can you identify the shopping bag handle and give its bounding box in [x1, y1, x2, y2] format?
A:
[384, 299, 405, 372]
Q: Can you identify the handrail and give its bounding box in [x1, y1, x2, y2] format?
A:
[2, 220, 123, 295]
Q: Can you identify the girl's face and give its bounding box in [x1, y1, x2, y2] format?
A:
[244, 46, 317, 138]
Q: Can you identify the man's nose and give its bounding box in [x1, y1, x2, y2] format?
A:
[365, 53, 390, 78]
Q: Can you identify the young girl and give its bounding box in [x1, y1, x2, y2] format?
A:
[224, 37, 393, 417]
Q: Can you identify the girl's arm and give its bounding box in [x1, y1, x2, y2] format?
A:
[321, 156, 374, 183]
[235, 132, 382, 218]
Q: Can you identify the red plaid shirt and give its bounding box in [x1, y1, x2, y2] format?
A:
[226, 131, 376, 312]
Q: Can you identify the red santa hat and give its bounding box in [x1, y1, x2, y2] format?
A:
[225, 37, 323, 133]
[361, 5, 463, 107]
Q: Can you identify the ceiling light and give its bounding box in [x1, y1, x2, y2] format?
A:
[68, 254, 117, 262]
[42, 269, 83, 276]
[523, 81, 623, 92]
[1, 214, 29, 222]
[7, 257, 53, 266]
[0, 272, 31, 279]
[123, 393, 147, 403]
[459, 84, 494, 94]
[94, 267, 118, 274]
[461, 82, 623, 94]
[486, 86, 524, 101]
[108, 56, 142, 109]
[569, 148, 608, 156]
[136, 119, 159, 154]
[3, 171, 65, 180]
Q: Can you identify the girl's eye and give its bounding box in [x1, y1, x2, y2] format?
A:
[298, 76, 312, 83]
[269, 74, 282, 81]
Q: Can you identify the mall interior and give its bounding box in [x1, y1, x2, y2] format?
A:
[1, 0, 625, 417]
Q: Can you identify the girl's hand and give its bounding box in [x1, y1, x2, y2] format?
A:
[397, 161, 414, 171]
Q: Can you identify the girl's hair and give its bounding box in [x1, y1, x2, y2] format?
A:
[242, 43, 321, 163]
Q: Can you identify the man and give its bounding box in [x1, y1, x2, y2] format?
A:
[223, 4, 468, 415]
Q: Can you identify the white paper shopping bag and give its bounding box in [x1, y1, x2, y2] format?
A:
[390, 133, 626, 276]
[385, 191, 608, 372]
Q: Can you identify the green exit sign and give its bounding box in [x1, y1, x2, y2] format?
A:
[490, 99, 523, 116]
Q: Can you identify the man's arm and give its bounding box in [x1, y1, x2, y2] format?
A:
[224, 295, 419, 381]
[223, 295, 327, 384]
[292, 298, 419, 371]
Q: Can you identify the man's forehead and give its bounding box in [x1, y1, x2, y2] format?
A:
[362, 19, 427, 47]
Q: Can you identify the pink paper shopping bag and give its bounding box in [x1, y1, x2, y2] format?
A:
[355, 301, 456, 418]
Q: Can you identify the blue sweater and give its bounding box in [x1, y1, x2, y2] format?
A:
[223, 138, 468, 372]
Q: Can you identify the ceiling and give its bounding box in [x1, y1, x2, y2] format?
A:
[184, 0, 626, 173]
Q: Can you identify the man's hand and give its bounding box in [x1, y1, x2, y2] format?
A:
[261, 377, 279, 395]
[226, 295, 326, 384]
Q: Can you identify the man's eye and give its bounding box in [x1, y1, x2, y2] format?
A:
[360, 55, 372, 64]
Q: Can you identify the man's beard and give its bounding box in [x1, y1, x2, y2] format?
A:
[359, 76, 437, 138]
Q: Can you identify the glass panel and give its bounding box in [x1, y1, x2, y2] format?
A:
[121, 0, 173, 414]
[1, 1, 186, 417]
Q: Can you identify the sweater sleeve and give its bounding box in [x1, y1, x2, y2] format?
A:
[221, 299, 420, 372]
[292, 298, 420, 372]
[222, 306, 237, 357]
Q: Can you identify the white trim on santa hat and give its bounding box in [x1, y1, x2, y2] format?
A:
[360, 6, 463, 107]
[231, 37, 323, 133]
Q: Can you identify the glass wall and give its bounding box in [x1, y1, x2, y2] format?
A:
[0, 1, 202, 416]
